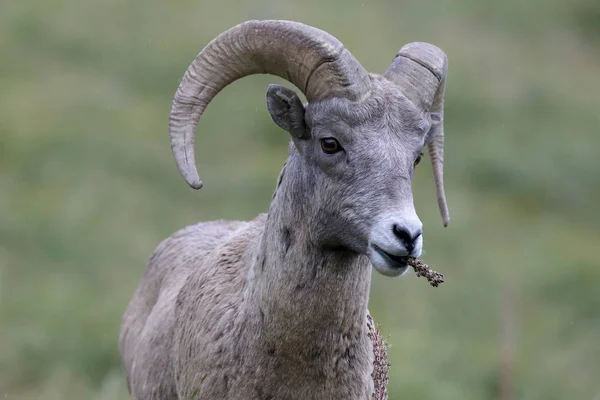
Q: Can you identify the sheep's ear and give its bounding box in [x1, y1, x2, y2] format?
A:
[266, 84, 308, 140]
[424, 112, 442, 145]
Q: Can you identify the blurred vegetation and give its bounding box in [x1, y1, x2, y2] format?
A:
[1, 0, 599, 398]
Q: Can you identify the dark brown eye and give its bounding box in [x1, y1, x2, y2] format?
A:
[320, 138, 341, 154]
[414, 153, 423, 167]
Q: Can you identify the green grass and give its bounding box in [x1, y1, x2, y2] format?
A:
[1, 0, 599, 398]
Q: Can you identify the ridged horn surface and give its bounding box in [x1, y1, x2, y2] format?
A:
[384, 42, 449, 227]
[169, 20, 371, 189]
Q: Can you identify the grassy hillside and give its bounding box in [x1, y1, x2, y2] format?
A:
[1, 0, 599, 398]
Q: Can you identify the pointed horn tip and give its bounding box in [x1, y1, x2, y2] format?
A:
[181, 168, 204, 190]
[174, 155, 204, 189]
[189, 179, 204, 190]
[441, 210, 449, 227]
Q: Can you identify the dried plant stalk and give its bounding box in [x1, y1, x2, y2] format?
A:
[407, 257, 445, 287]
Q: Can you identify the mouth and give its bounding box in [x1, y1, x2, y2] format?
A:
[372, 244, 409, 268]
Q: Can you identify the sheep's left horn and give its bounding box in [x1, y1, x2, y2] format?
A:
[384, 43, 449, 227]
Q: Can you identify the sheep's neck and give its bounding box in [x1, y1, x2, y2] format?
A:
[245, 162, 373, 369]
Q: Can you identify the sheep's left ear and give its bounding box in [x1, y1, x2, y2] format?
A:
[266, 84, 309, 140]
[424, 112, 443, 146]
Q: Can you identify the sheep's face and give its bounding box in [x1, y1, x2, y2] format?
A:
[267, 77, 441, 277]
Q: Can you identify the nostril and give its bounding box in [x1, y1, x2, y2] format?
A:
[392, 225, 422, 250]
[392, 225, 411, 244]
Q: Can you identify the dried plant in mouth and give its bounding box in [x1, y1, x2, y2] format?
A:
[407, 257, 445, 287]
[367, 314, 390, 400]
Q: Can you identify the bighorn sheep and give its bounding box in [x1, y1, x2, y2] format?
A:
[119, 19, 449, 399]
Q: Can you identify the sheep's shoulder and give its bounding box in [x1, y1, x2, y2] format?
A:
[119, 216, 263, 398]
[170, 214, 267, 397]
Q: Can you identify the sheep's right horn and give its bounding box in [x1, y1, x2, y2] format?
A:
[169, 20, 372, 189]
[383, 43, 449, 227]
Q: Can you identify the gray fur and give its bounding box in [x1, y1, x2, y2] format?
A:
[119, 74, 443, 399]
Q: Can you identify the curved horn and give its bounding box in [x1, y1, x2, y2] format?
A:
[383, 43, 449, 227]
[169, 20, 371, 189]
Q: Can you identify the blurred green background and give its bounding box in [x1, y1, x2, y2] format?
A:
[1, 0, 599, 398]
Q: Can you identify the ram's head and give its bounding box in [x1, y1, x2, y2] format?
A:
[169, 20, 449, 277]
